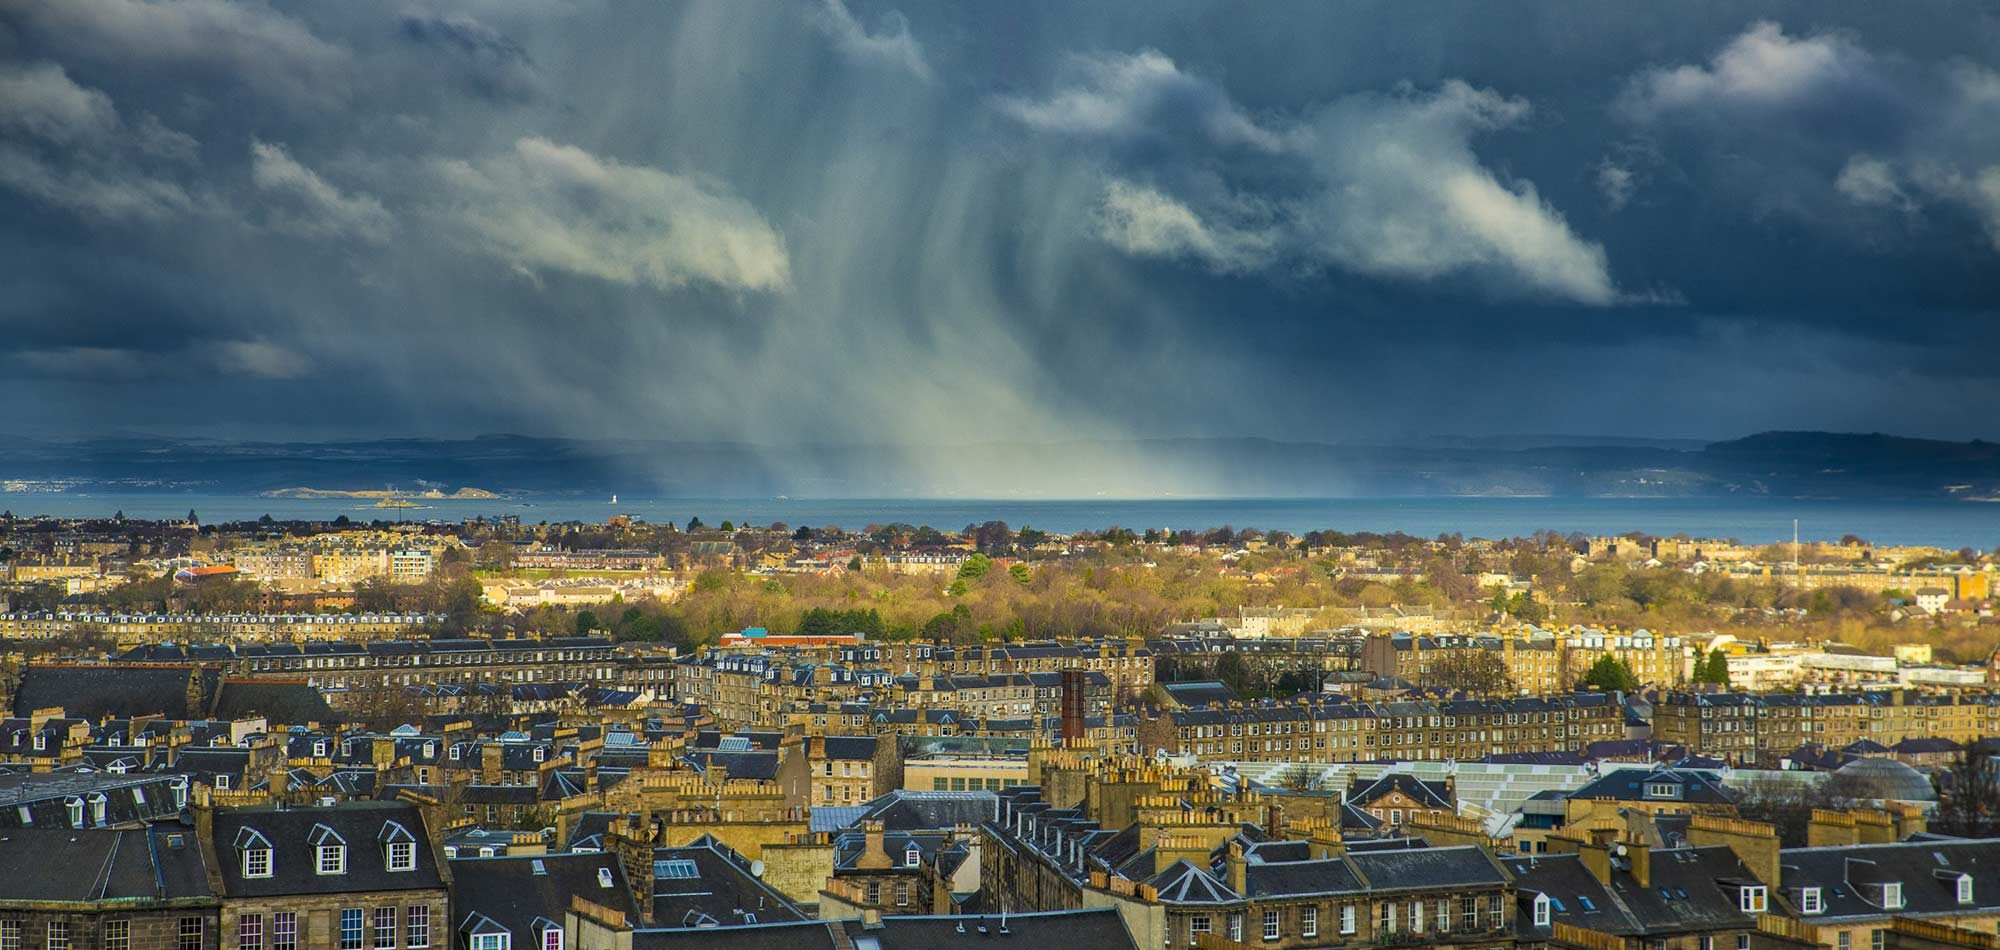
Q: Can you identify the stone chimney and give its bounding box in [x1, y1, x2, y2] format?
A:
[1628, 841, 1651, 888]
[1225, 841, 1247, 895]
[1687, 815, 1779, 887]
[480, 743, 502, 784]
[607, 826, 656, 927]
[856, 819, 893, 870]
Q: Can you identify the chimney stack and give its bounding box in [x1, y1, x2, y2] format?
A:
[1060, 669, 1087, 744]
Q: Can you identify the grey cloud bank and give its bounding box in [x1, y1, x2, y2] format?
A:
[0, 1, 1996, 460]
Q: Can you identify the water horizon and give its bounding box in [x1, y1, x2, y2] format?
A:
[3, 491, 1995, 548]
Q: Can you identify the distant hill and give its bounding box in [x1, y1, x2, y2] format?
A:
[0, 430, 1996, 499]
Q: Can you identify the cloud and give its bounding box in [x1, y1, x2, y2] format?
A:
[1620, 21, 1869, 119]
[1834, 155, 1915, 212]
[809, 0, 931, 82]
[998, 49, 1287, 151]
[0, 0, 351, 106]
[398, 12, 540, 100]
[249, 140, 394, 243]
[435, 137, 791, 293]
[0, 61, 119, 146]
[1290, 81, 1620, 305]
[0, 61, 196, 221]
[1009, 59, 1623, 304]
[1096, 178, 1276, 273]
[213, 339, 311, 379]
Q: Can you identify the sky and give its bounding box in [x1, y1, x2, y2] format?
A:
[3, 0, 1999, 447]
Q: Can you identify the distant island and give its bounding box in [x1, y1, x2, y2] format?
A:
[261, 487, 501, 500]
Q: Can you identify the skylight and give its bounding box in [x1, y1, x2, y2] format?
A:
[655, 859, 699, 879]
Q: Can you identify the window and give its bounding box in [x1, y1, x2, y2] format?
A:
[1461, 896, 1477, 931]
[1883, 883, 1904, 910]
[1301, 907, 1318, 939]
[542, 931, 561, 950]
[1738, 937, 1751, 950]
[67, 798, 84, 828]
[178, 918, 202, 950]
[106, 921, 130, 950]
[1701, 937, 1713, 950]
[387, 842, 415, 872]
[240, 917, 263, 950]
[1961, 876, 1976, 904]
[905, 846, 921, 868]
[470, 937, 508, 950]
[656, 859, 698, 879]
[1740, 886, 1767, 913]
[320, 846, 347, 875]
[274, 914, 297, 950]
[1837, 931, 1851, 950]
[1228, 915, 1242, 942]
[0, 920, 16, 950]
[866, 882, 881, 905]
[1435, 899, 1450, 933]
[341, 909, 364, 950]
[1340, 906, 1357, 935]
[374, 909, 396, 949]
[1489, 894, 1504, 929]
[244, 848, 272, 878]
[1263, 909, 1279, 941]
[1873, 930, 1886, 950]
[215, 776, 231, 791]
[48, 922, 69, 950]
[405, 908, 428, 950]
[1189, 915, 1212, 947]
[596, 869, 613, 889]
[1533, 895, 1551, 928]
[1799, 888, 1823, 914]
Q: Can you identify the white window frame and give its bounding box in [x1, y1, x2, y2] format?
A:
[1799, 887, 1823, 914]
[273, 914, 297, 950]
[1961, 876, 1975, 904]
[0, 919, 17, 950]
[404, 907, 428, 950]
[106, 921, 130, 950]
[239, 915, 263, 950]
[1341, 905, 1357, 935]
[1740, 886, 1767, 913]
[1301, 906, 1317, 939]
[542, 932, 562, 950]
[1263, 909, 1279, 942]
[319, 845, 347, 875]
[47, 921, 69, 950]
[244, 847, 273, 878]
[373, 908, 396, 950]
[339, 910, 363, 950]
[905, 846, 921, 868]
[470, 937, 509, 950]
[1534, 894, 1552, 927]
[1883, 883, 1904, 910]
[387, 841, 416, 872]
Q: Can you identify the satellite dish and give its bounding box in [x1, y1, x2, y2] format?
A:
[750, 859, 765, 878]
[1614, 844, 1628, 856]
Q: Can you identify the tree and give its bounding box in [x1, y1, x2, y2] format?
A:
[685, 516, 704, 531]
[957, 553, 994, 581]
[1009, 563, 1032, 585]
[846, 555, 863, 572]
[1423, 650, 1516, 695]
[574, 610, 599, 635]
[720, 521, 735, 532]
[1577, 655, 1638, 693]
[1214, 652, 1251, 695]
[1694, 649, 1732, 686]
[1935, 745, 2000, 838]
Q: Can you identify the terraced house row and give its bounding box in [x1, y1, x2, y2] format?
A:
[1138, 693, 1626, 763]
[1653, 689, 2000, 765]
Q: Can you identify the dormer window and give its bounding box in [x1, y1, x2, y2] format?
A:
[1882, 882, 1904, 910]
[1645, 782, 1679, 799]
[215, 775, 232, 790]
[32, 735, 46, 751]
[237, 827, 274, 877]
[904, 845, 921, 868]
[310, 823, 348, 875]
[1959, 875, 1974, 904]
[532, 748, 545, 763]
[450, 745, 462, 761]
[1739, 886, 1767, 913]
[597, 868, 614, 888]
[1798, 887, 1823, 914]
[313, 741, 327, 757]
[65, 797, 84, 828]
[1532, 894, 1552, 928]
[380, 821, 417, 871]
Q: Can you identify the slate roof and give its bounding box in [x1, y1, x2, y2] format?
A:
[1347, 845, 1506, 893]
[1568, 768, 1734, 805]
[1143, 859, 1241, 904]
[0, 771, 187, 828]
[651, 836, 807, 928]
[0, 823, 213, 900]
[212, 680, 336, 724]
[855, 791, 998, 831]
[1350, 772, 1453, 809]
[13, 665, 201, 719]
[1779, 839, 2000, 922]
[208, 801, 445, 897]
[686, 750, 779, 782]
[450, 852, 638, 944]
[821, 735, 878, 760]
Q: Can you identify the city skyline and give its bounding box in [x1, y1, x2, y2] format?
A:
[3, 2, 1999, 451]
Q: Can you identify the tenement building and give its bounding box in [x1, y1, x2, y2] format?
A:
[1138, 693, 1624, 764]
[1652, 689, 2000, 765]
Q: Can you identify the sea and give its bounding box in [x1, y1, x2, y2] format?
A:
[3, 493, 1997, 548]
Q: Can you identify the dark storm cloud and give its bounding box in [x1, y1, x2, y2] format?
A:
[1, 0, 1998, 453]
